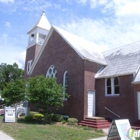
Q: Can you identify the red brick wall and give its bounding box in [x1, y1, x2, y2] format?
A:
[83, 60, 102, 118]
[24, 44, 41, 79]
[31, 30, 85, 121]
[95, 75, 135, 122]
[133, 84, 140, 121]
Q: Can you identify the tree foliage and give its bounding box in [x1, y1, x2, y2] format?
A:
[2, 79, 26, 106]
[0, 63, 24, 91]
[0, 63, 24, 106]
[26, 75, 65, 113]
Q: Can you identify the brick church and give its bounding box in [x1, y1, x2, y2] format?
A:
[24, 11, 140, 125]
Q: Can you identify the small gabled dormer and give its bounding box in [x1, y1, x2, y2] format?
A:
[27, 10, 51, 48]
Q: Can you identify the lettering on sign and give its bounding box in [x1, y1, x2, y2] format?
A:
[107, 119, 135, 140]
[4, 107, 16, 122]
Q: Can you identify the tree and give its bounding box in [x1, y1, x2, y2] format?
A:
[2, 79, 26, 106]
[0, 63, 24, 92]
[26, 75, 65, 114]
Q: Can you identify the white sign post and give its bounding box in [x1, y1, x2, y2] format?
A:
[4, 107, 16, 122]
[107, 119, 135, 140]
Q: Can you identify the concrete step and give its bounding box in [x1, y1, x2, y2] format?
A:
[79, 123, 111, 129]
[79, 117, 111, 129]
[80, 120, 110, 125]
[84, 118, 110, 122]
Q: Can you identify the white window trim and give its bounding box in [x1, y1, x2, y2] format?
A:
[63, 71, 68, 101]
[46, 65, 57, 78]
[27, 60, 32, 75]
[105, 77, 120, 96]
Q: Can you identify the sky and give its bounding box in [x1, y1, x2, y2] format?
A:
[1, 0, 140, 69]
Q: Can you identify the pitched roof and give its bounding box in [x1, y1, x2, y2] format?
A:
[27, 11, 51, 34]
[53, 26, 107, 65]
[132, 69, 140, 84]
[95, 41, 140, 79]
[30, 26, 107, 74]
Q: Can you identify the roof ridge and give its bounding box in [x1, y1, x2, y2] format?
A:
[52, 26, 107, 65]
[103, 40, 140, 54]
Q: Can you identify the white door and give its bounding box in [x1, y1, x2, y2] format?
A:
[88, 91, 95, 117]
[137, 92, 140, 119]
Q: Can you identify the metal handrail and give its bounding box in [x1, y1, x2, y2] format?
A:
[105, 106, 120, 118]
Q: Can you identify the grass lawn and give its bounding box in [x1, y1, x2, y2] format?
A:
[0, 116, 106, 140]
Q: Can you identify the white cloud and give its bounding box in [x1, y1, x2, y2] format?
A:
[0, 48, 26, 69]
[99, 0, 108, 5]
[4, 22, 11, 28]
[60, 16, 140, 51]
[15, 51, 26, 69]
[76, 0, 108, 8]
[76, 0, 87, 4]
[0, 50, 23, 68]
[0, 33, 26, 69]
[89, 0, 97, 8]
[70, 0, 140, 51]
[23, 1, 52, 11]
[115, 1, 140, 17]
[0, 34, 8, 45]
[75, 0, 140, 19]
[0, 0, 14, 3]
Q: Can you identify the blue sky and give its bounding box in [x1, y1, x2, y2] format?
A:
[1, 0, 140, 69]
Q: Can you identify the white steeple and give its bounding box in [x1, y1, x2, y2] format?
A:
[27, 10, 51, 48]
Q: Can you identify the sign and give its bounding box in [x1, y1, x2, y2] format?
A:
[16, 106, 29, 118]
[107, 121, 120, 140]
[4, 107, 16, 122]
[107, 119, 135, 140]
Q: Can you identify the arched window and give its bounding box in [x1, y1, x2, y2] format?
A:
[27, 60, 32, 75]
[63, 71, 68, 100]
[105, 77, 120, 96]
[46, 65, 57, 78]
[114, 77, 119, 94]
[107, 78, 111, 95]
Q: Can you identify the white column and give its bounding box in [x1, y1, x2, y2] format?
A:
[111, 78, 114, 95]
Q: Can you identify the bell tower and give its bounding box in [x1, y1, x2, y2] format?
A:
[24, 10, 51, 78]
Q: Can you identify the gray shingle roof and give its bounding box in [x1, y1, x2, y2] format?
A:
[95, 41, 140, 79]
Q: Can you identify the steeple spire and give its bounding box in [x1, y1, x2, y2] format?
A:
[27, 10, 51, 33]
[42, 10, 45, 15]
[27, 11, 51, 48]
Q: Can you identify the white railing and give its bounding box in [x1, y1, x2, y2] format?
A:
[105, 106, 120, 118]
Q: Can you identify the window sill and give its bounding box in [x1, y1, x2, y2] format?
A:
[63, 98, 67, 101]
[105, 94, 120, 97]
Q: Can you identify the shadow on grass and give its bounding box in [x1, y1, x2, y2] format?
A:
[17, 118, 57, 125]
[17, 118, 42, 124]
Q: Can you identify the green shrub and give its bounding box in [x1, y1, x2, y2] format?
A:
[67, 118, 78, 125]
[34, 113, 44, 121]
[25, 113, 44, 123]
[62, 119, 67, 124]
[52, 114, 63, 122]
[30, 111, 38, 116]
[45, 113, 54, 123]
[25, 115, 34, 122]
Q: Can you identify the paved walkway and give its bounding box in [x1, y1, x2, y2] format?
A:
[90, 136, 107, 140]
[0, 131, 15, 140]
